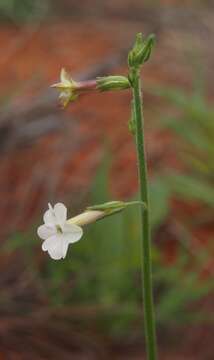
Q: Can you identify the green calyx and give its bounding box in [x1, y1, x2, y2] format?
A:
[128, 33, 155, 70]
[96, 75, 131, 92]
[87, 200, 146, 217]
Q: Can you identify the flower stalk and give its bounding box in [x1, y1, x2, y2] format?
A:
[129, 34, 157, 360]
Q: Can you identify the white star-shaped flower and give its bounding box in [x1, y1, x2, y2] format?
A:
[37, 203, 83, 260]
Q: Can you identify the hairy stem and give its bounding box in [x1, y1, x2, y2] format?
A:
[132, 68, 157, 360]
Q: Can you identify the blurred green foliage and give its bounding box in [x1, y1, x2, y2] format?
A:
[0, 0, 49, 23]
[152, 82, 214, 208]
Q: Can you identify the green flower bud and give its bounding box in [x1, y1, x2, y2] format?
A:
[128, 33, 155, 69]
[96, 75, 131, 92]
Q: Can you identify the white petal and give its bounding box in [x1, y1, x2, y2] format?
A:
[62, 238, 70, 258]
[48, 248, 63, 260]
[42, 234, 64, 260]
[37, 225, 56, 240]
[43, 209, 56, 227]
[63, 223, 83, 243]
[54, 203, 67, 226]
[41, 235, 58, 251]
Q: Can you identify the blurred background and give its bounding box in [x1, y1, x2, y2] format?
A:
[0, 0, 213, 359]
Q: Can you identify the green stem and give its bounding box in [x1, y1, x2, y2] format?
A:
[131, 68, 157, 360]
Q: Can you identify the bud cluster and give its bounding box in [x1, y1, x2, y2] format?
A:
[128, 33, 155, 70]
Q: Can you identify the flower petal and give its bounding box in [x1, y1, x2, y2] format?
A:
[63, 223, 83, 243]
[37, 225, 56, 240]
[43, 209, 56, 227]
[42, 234, 64, 260]
[60, 68, 71, 85]
[54, 203, 67, 226]
[62, 238, 70, 258]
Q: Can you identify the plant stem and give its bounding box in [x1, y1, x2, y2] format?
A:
[131, 68, 157, 360]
